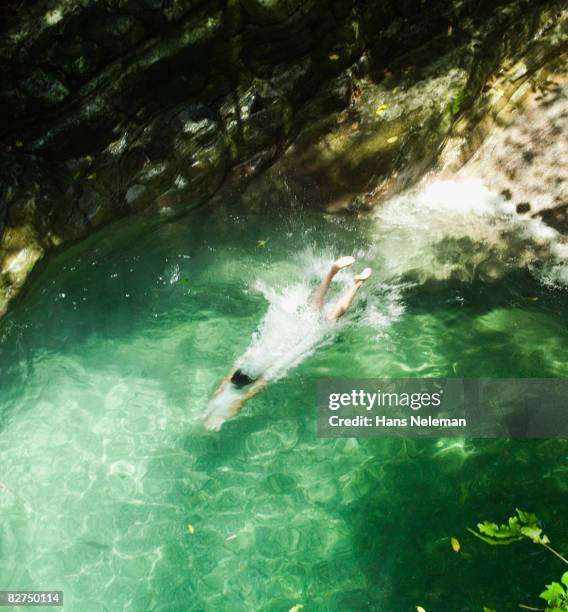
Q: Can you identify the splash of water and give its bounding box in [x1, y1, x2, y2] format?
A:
[201, 249, 407, 425]
[241, 281, 334, 382]
[202, 178, 568, 425]
[233, 248, 408, 380]
[369, 178, 568, 285]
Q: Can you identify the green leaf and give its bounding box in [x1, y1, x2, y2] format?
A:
[516, 508, 539, 525]
[467, 527, 522, 546]
[477, 518, 522, 540]
[482, 607, 496, 612]
[562, 572, 568, 588]
[540, 582, 566, 605]
[514, 509, 550, 544]
[520, 524, 550, 545]
[469, 510, 551, 547]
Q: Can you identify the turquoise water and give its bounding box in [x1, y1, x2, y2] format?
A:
[1, 180, 567, 611]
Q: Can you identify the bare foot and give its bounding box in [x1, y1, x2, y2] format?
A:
[331, 256, 356, 273]
[355, 267, 372, 282]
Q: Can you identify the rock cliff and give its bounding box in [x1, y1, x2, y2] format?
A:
[1, 0, 567, 315]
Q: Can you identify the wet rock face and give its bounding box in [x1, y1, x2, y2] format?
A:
[0, 0, 567, 315]
[476, 78, 568, 223]
[240, 0, 310, 25]
[446, 40, 568, 233]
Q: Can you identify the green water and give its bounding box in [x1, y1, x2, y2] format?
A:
[1, 182, 567, 611]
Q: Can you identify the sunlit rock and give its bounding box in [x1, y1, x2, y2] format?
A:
[1, 0, 568, 315]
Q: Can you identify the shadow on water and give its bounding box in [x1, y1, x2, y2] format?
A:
[395, 272, 568, 377]
[344, 437, 568, 611]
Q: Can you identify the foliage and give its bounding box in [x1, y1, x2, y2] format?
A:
[451, 90, 465, 115]
[468, 508, 550, 546]
[540, 572, 568, 610]
[468, 510, 568, 611]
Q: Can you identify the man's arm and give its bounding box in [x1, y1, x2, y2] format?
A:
[205, 377, 267, 432]
[211, 363, 240, 398]
[211, 373, 231, 398]
[227, 377, 267, 415]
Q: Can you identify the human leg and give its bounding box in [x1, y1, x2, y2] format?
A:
[325, 267, 372, 321]
[310, 256, 355, 310]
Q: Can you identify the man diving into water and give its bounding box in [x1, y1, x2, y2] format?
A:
[202, 257, 372, 431]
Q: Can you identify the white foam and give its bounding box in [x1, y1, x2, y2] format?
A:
[204, 178, 568, 421]
[239, 278, 335, 382]
[370, 178, 568, 285]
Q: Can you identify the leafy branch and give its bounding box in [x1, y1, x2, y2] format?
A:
[469, 509, 568, 611]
